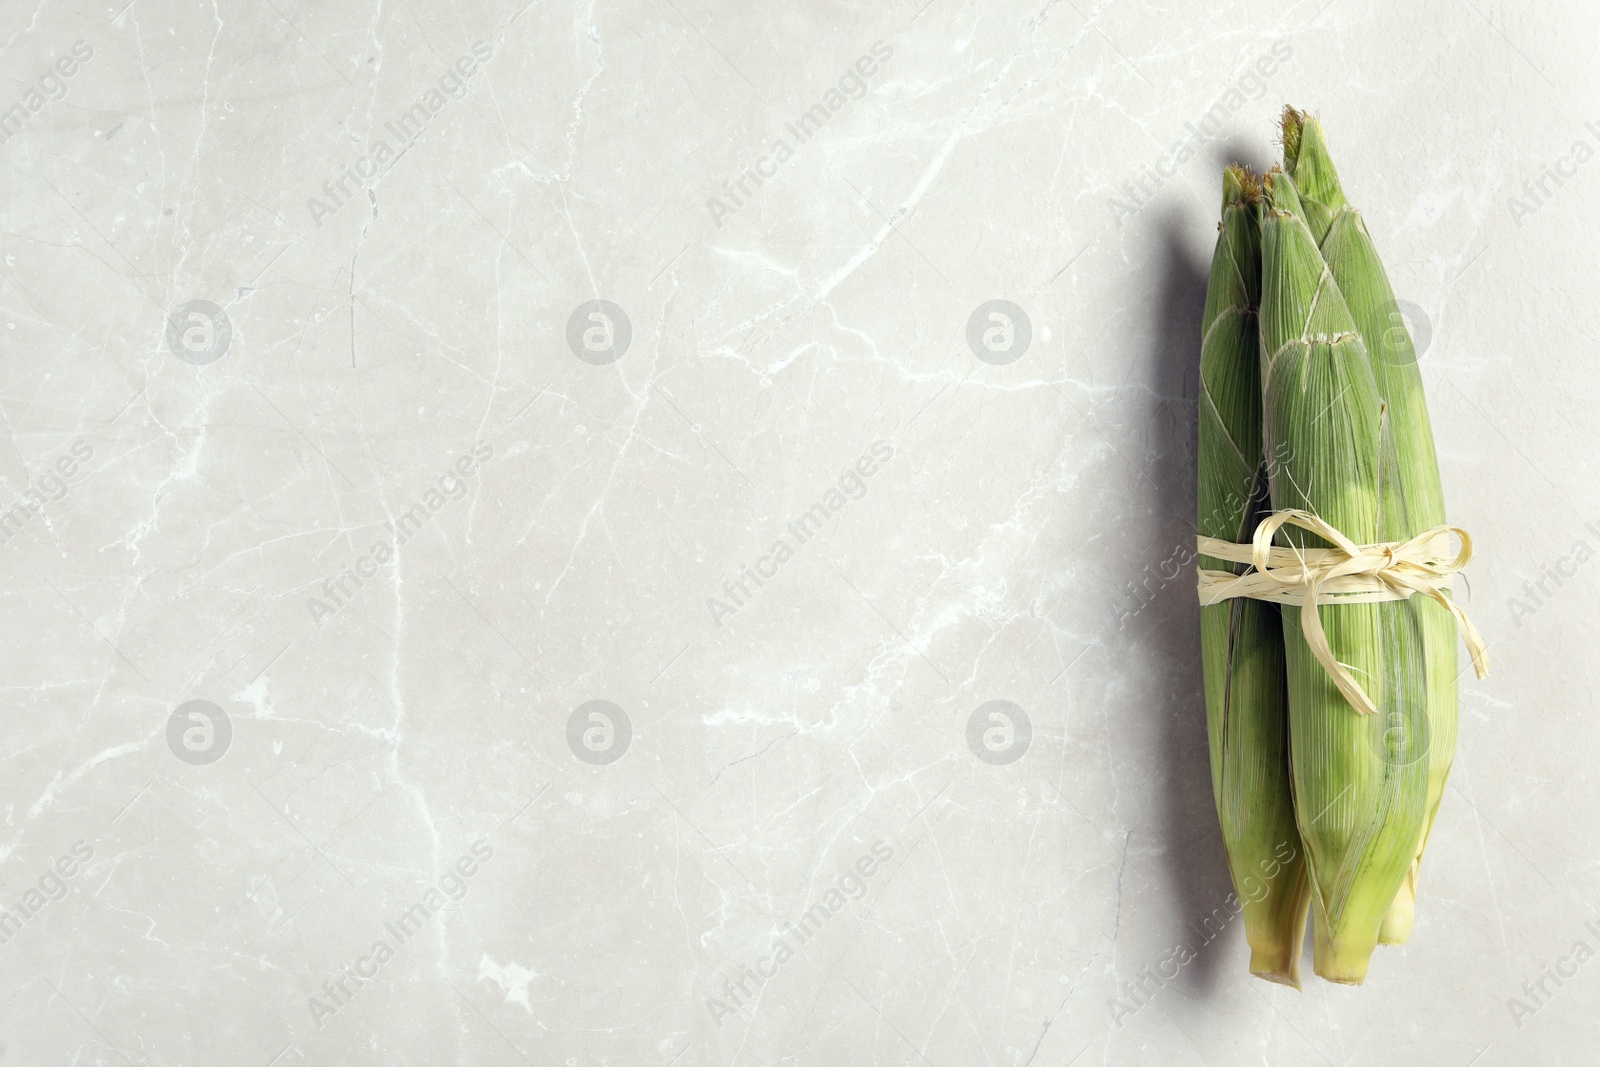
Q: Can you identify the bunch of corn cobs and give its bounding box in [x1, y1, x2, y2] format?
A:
[1197, 107, 1457, 986]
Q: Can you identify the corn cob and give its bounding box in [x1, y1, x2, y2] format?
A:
[1198, 166, 1312, 987]
[1279, 108, 1456, 945]
[1257, 168, 1429, 984]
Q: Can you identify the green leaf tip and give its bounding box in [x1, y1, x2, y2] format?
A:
[1222, 163, 1262, 212]
[1260, 167, 1302, 220]
[1280, 106, 1305, 171]
[1280, 106, 1347, 212]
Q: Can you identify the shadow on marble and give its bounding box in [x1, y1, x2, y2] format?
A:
[1147, 205, 1249, 999]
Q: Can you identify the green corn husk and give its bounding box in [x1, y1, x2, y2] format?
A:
[1257, 168, 1429, 984]
[1280, 108, 1457, 945]
[1198, 166, 1312, 988]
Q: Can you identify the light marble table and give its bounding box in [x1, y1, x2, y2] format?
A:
[1, 1, 1594, 1064]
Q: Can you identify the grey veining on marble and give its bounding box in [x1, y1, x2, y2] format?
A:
[1, 1, 1597, 1064]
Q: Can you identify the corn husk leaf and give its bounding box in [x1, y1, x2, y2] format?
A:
[1198, 166, 1312, 987]
[1258, 168, 1429, 984]
[1281, 108, 1457, 945]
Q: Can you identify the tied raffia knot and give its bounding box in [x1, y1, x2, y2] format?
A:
[1195, 509, 1489, 717]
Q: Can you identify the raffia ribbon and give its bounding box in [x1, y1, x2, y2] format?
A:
[1196, 509, 1489, 716]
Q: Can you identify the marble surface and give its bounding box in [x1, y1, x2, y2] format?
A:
[2, 1, 1596, 1064]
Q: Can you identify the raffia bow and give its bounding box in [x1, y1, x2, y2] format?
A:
[1196, 509, 1489, 716]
